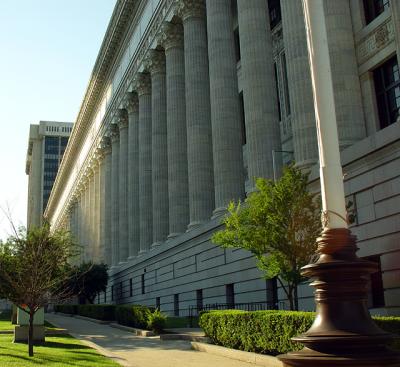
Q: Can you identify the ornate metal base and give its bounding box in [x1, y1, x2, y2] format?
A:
[278, 228, 400, 367]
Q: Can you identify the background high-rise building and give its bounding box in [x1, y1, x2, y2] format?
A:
[26, 121, 73, 228]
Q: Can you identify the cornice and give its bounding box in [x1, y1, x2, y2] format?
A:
[45, 0, 138, 221]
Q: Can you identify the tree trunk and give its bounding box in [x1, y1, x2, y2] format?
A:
[28, 311, 34, 357]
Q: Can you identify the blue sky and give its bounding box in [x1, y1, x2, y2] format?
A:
[0, 1, 116, 239]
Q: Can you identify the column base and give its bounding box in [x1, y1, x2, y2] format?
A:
[187, 221, 205, 231]
[167, 232, 182, 240]
[278, 228, 400, 367]
[137, 249, 147, 257]
[127, 256, 137, 262]
[211, 206, 227, 220]
[151, 242, 162, 250]
[118, 261, 127, 266]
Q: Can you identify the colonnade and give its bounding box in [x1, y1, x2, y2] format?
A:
[67, 0, 366, 267]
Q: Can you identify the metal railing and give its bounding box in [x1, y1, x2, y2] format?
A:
[186, 301, 284, 327]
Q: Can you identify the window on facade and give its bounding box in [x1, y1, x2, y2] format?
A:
[226, 284, 235, 308]
[156, 297, 161, 310]
[104, 291, 107, 303]
[129, 278, 133, 297]
[373, 56, 400, 129]
[196, 289, 203, 310]
[174, 294, 179, 316]
[119, 282, 123, 299]
[45, 136, 60, 155]
[363, 0, 390, 24]
[273, 63, 282, 121]
[141, 274, 145, 294]
[281, 53, 291, 116]
[234, 27, 241, 63]
[239, 91, 246, 145]
[266, 278, 278, 310]
[365, 256, 385, 308]
[268, 0, 281, 29]
[111, 285, 114, 301]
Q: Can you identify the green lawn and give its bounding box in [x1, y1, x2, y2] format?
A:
[0, 334, 120, 366]
[0, 310, 12, 331]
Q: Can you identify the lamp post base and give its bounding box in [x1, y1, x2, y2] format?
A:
[278, 228, 400, 367]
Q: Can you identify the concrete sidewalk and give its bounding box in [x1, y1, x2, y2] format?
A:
[46, 313, 257, 367]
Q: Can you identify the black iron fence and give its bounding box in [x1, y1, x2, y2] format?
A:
[186, 301, 285, 327]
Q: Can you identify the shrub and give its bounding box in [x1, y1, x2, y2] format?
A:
[147, 309, 167, 334]
[374, 316, 400, 350]
[76, 304, 115, 321]
[115, 305, 152, 329]
[199, 310, 400, 355]
[54, 304, 78, 315]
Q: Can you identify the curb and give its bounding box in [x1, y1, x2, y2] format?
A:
[73, 315, 112, 325]
[191, 341, 284, 367]
[109, 323, 155, 337]
[160, 333, 210, 343]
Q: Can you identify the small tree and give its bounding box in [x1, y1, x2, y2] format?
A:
[66, 262, 108, 304]
[212, 166, 321, 310]
[0, 224, 78, 356]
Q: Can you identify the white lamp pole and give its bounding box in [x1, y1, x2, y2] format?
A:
[278, 1, 399, 366]
[302, 0, 347, 229]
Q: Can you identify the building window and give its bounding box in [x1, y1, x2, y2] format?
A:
[196, 289, 203, 310]
[365, 256, 385, 308]
[156, 297, 161, 310]
[373, 56, 400, 129]
[274, 63, 282, 121]
[104, 291, 107, 303]
[119, 282, 123, 299]
[174, 294, 179, 316]
[129, 278, 133, 297]
[111, 285, 114, 301]
[226, 284, 235, 308]
[281, 53, 291, 116]
[239, 91, 246, 145]
[363, 0, 390, 24]
[268, 0, 281, 29]
[141, 274, 145, 295]
[234, 27, 241, 63]
[266, 278, 278, 310]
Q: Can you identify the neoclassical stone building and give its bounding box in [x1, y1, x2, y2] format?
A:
[45, 0, 400, 315]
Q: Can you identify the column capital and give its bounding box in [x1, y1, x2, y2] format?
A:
[123, 92, 139, 114]
[144, 49, 166, 75]
[115, 108, 129, 130]
[98, 135, 112, 156]
[109, 123, 120, 143]
[157, 22, 184, 51]
[133, 72, 151, 96]
[176, 0, 206, 21]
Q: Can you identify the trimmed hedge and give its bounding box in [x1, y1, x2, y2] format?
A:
[54, 304, 78, 315]
[76, 305, 115, 321]
[115, 305, 153, 329]
[199, 310, 400, 355]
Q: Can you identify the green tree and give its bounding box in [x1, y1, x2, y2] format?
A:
[0, 224, 78, 356]
[66, 262, 109, 304]
[212, 166, 322, 310]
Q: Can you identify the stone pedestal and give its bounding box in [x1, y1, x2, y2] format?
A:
[14, 325, 45, 344]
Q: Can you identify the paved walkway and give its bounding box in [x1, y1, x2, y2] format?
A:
[46, 313, 255, 367]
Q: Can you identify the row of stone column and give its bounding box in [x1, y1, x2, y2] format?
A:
[68, 0, 368, 267]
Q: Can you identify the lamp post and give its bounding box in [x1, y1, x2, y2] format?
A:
[278, 1, 399, 366]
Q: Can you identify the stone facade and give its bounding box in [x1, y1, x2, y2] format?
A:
[44, 0, 400, 315]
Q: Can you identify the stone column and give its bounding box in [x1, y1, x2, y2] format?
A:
[158, 22, 189, 237]
[135, 73, 152, 254]
[177, 0, 214, 228]
[124, 93, 140, 259]
[281, 0, 318, 168]
[145, 50, 169, 248]
[82, 179, 89, 262]
[89, 168, 95, 262]
[102, 137, 112, 266]
[206, 0, 245, 214]
[117, 109, 129, 263]
[110, 123, 120, 267]
[93, 160, 100, 263]
[391, 0, 400, 68]
[324, 0, 366, 148]
[237, 0, 281, 184]
[76, 190, 83, 263]
[97, 139, 107, 263]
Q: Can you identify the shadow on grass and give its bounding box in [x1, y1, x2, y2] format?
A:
[42, 340, 92, 350]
